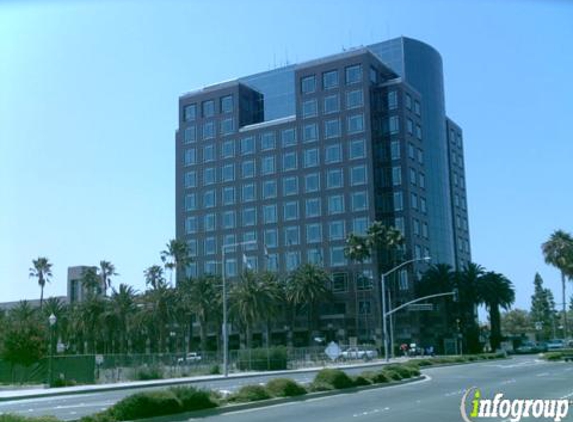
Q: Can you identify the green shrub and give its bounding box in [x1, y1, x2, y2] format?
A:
[382, 369, 403, 381]
[408, 358, 434, 367]
[50, 377, 77, 388]
[228, 385, 271, 402]
[134, 365, 163, 380]
[209, 365, 221, 375]
[169, 386, 219, 411]
[236, 346, 288, 371]
[384, 364, 417, 378]
[0, 415, 60, 422]
[308, 381, 335, 392]
[109, 391, 182, 420]
[79, 412, 116, 422]
[265, 378, 307, 397]
[544, 352, 563, 361]
[313, 368, 354, 389]
[351, 375, 372, 387]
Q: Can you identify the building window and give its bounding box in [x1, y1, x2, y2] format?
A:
[302, 99, 317, 118]
[350, 165, 367, 185]
[307, 248, 323, 265]
[203, 189, 216, 208]
[328, 194, 344, 214]
[285, 226, 300, 246]
[265, 228, 278, 248]
[393, 191, 403, 212]
[305, 173, 320, 193]
[329, 220, 345, 240]
[221, 140, 234, 158]
[284, 201, 299, 221]
[413, 219, 420, 236]
[221, 163, 235, 182]
[353, 217, 369, 235]
[220, 118, 234, 135]
[222, 210, 235, 229]
[241, 160, 256, 179]
[351, 191, 368, 211]
[242, 207, 256, 226]
[283, 176, 298, 196]
[332, 273, 348, 292]
[303, 148, 319, 167]
[225, 258, 237, 277]
[261, 132, 276, 150]
[325, 143, 342, 163]
[242, 182, 256, 202]
[204, 213, 216, 232]
[369, 66, 378, 83]
[184, 125, 196, 144]
[184, 104, 196, 122]
[347, 114, 364, 134]
[326, 168, 344, 189]
[282, 151, 297, 171]
[202, 100, 215, 118]
[266, 253, 279, 272]
[306, 223, 322, 243]
[392, 166, 402, 186]
[220, 95, 233, 113]
[322, 69, 339, 89]
[420, 197, 427, 214]
[302, 123, 318, 143]
[185, 216, 197, 234]
[301, 75, 316, 94]
[357, 271, 373, 290]
[203, 144, 215, 162]
[220, 186, 234, 206]
[262, 179, 277, 199]
[414, 100, 421, 116]
[387, 91, 398, 110]
[184, 171, 197, 188]
[286, 251, 301, 271]
[330, 246, 346, 266]
[390, 140, 400, 160]
[203, 167, 216, 185]
[388, 116, 400, 134]
[422, 222, 428, 239]
[407, 118, 414, 135]
[185, 193, 197, 211]
[359, 301, 371, 315]
[323, 94, 340, 114]
[405, 93, 412, 110]
[324, 118, 341, 138]
[349, 139, 366, 159]
[415, 124, 422, 140]
[263, 204, 277, 224]
[395, 216, 405, 234]
[346, 89, 364, 109]
[202, 121, 215, 139]
[410, 168, 417, 186]
[184, 148, 196, 166]
[281, 128, 297, 147]
[305, 197, 321, 218]
[411, 193, 419, 210]
[417, 148, 424, 164]
[345, 64, 362, 84]
[204, 237, 216, 255]
[261, 155, 275, 175]
[241, 136, 255, 155]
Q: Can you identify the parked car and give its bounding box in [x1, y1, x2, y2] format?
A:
[177, 352, 202, 364]
[515, 341, 545, 354]
[340, 347, 378, 360]
[546, 339, 565, 351]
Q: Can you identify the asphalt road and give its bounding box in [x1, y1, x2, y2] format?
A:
[1, 356, 572, 421]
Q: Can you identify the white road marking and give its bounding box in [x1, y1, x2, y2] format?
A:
[536, 372, 550, 377]
[352, 406, 390, 417]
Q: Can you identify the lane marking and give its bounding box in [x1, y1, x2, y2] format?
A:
[352, 406, 390, 417]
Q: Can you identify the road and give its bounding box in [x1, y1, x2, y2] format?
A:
[1, 356, 572, 421]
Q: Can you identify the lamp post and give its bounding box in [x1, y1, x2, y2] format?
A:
[381, 256, 431, 362]
[222, 239, 257, 377]
[48, 313, 57, 387]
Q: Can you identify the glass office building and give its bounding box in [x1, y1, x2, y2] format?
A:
[175, 37, 471, 350]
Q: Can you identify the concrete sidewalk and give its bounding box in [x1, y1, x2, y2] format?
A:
[0, 357, 410, 402]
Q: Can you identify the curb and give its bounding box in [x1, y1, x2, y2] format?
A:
[77, 375, 429, 422]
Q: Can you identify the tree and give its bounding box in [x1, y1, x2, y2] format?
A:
[29, 257, 53, 308]
[144, 265, 165, 290]
[530, 273, 554, 340]
[1, 319, 46, 369]
[455, 262, 485, 353]
[286, 264, 332, 344]
[344, 233, 371, 338]
[160, 239, 192, 285]
[541, 229, 573, 338]
[501, 309, 532, 337]
[108, 284, 137, 353]
[80, 267, 101, 298]
[99, 260, 118, 296]
[418, 264, 457, 340]
[478, 271, 515, 351]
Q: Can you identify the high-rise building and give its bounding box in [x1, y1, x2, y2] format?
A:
[175, 37, 470, 350]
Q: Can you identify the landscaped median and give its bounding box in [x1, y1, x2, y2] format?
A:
[0, 353, 507, 422]
[540, 349, 573, 361]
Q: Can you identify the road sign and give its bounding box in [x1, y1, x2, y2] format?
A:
[324, 341, 341, 361]
[407, 303, 434, 311]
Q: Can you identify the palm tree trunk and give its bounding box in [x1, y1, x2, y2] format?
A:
[490, 305, 502, 351]
[200, 318, 208, 352]
[561, 271, 568, 338]
[40, 284, 44, 309]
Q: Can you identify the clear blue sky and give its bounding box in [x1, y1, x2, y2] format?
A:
[1, 0, 572, 315]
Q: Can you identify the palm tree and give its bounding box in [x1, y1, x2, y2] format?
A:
[99, 261, 118, 297]
[478, 272, 515, 351]
[29, 257, 53, 308]
[542, 229, 573, 338]
[286, 264, 332, 344]
[144, 265, 165, 290]
[456, 262, 485, 353]
[108, 284, 137, 353]
[160, 239, 192, 285]
[344, 233, 371, 339]
[42, 297, 69, 353]
[80, 267, 101, 298]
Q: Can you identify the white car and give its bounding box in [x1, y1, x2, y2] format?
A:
[177, 352, 202, 364]
[340, 347, 378, 360]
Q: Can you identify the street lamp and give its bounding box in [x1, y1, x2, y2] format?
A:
[48, 313, 57, 387]
[222, 239, 257, 377]
[380, 256, 431, 362]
